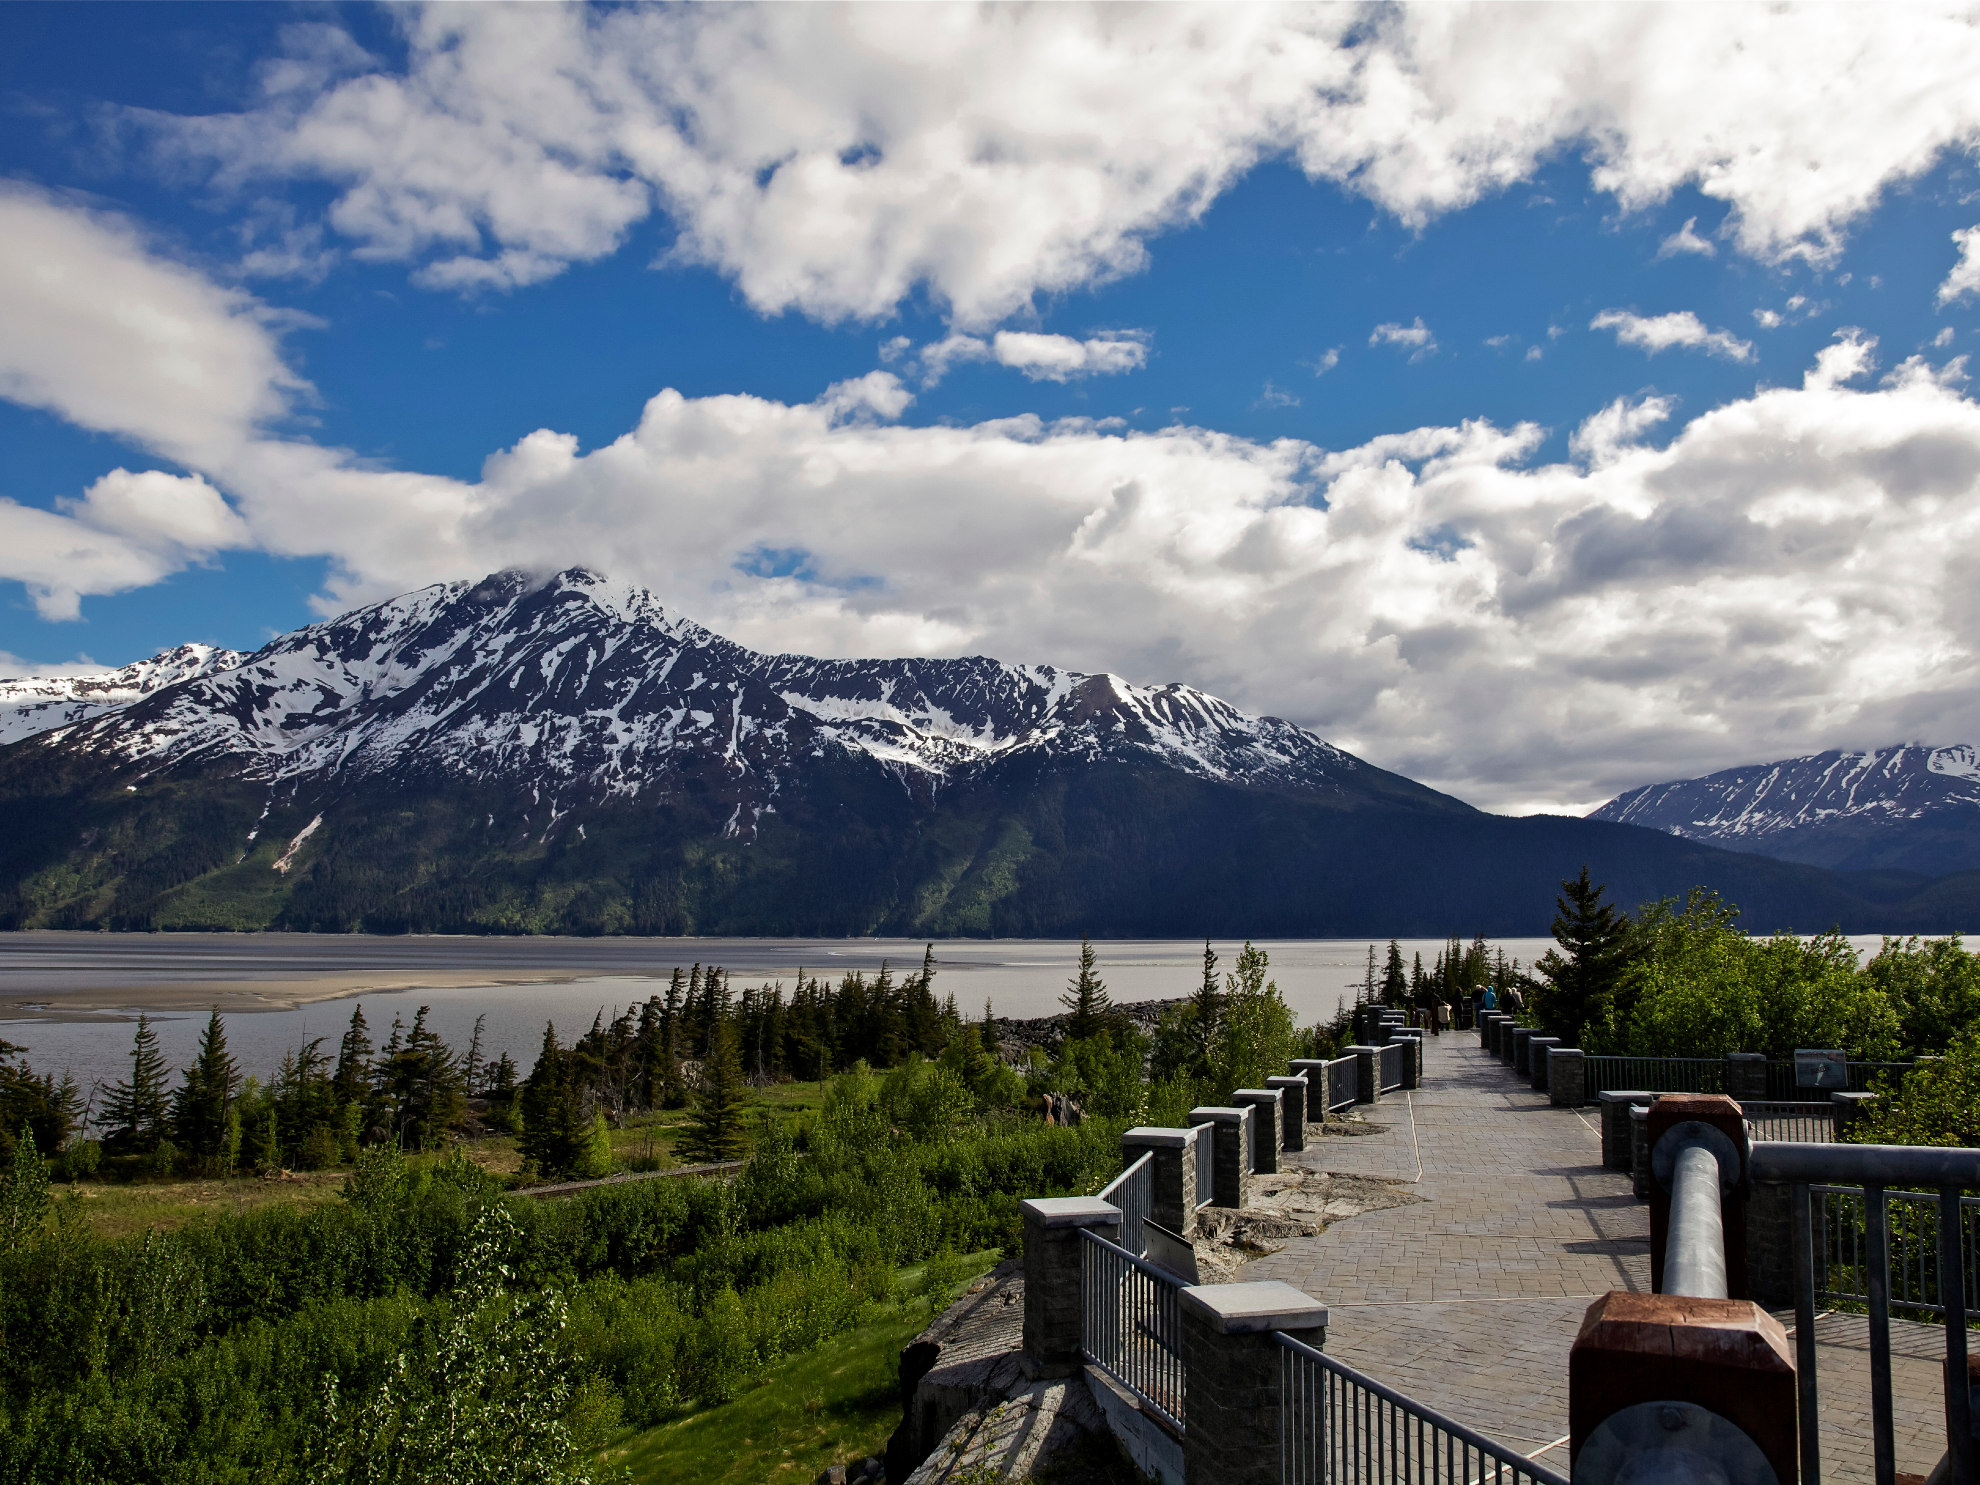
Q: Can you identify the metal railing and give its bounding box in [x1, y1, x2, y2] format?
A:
[1325, 1057, 1358, 1113]
[1196, 1123, 1215, 1209]
[1741, 1101, 1836, 1143]
[1277, 1331, 1569, 1485]
[1812, 1184, 1980, 1323]
[1080, 1228, 1187, 1433]
[1750, 1141, 1979, 1485]
[1098, 1150, 1152, 1257]
[1378, 1042, 1404, 1093]
[1584, 1055, 1724, 1098]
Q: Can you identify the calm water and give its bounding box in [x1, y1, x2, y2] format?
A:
[0, 931, 1902, 1100]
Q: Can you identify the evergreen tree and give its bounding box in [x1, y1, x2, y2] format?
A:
[462, 1015, 487, 1100]
[1060, 936, 1112, 1040]
[1381, 941, 1408, 1003]
[1188, 940, 1223, 1077]
[1535, 866, 1636, 1046]
[383, 1007, 465, 1151]
[0, 1040, 75, 1161]
[171, 1008, 241, 1174]
[332, 1005, 374, 1113]
[101, 1014, 170, 1157]
[679, 1018, 749, 1163]
[518, 1024, 584, 1177]
[1360, 944, 1379, 1004]
[980, 998, 999, 1059]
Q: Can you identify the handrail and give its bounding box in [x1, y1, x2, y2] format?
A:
[1098, 1150, 1153, 1255]
[1751, 1141, 1980, 1187]
[1275, 1330, 1570, 1485]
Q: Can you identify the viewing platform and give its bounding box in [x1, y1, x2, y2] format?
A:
[1244, 1031, 1957, 1480]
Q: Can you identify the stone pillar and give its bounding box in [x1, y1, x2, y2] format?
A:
[1512, 1026, 1534, 1076]
[1724, 1052, 1768, 1104]
[1630, 1104, 1652, 1199]
[1549, 1048, 1586, 1107]
[1831, 1090, 1876, 1141]
[1190, 1107, 1253, 1209]
[1390, 1032, 1422, 1089]
[1181, 1281, 1330, 1485]
[1290, 1059, 1331, 1121]
[1266, 1075, 1308, 1152]
[1345, 1045, 1382, 1105]
[1122, 1126, 1198, 1241]
[1020, 1196, 1121, 1376]
[1231, 1090, 1282, 1175]
[1569, 1293, 1798, 1485]
[1600, 1091, 1653, 1170]
[1528, 1036, 1561, 1091]
[1477, 1006, 1493, 1048]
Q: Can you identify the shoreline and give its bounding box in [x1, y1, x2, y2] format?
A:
[0, 970, 616, 1024]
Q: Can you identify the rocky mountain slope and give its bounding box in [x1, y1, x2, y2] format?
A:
[0, 568, 1969, 936]
[1589, 745, 1980, 876]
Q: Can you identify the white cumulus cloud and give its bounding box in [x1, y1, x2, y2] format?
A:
[137, 4, 1980, 325]
[1656, 217, 1716, 259]
[1591, 309, 1755, 362]
[1370, 319, 1438, 360]
[1942, 225, 1980, 306]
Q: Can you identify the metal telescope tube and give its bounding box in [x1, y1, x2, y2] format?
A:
[1664, 1139, 1729, 1299]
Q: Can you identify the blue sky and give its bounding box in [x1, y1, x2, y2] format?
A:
[3, 3, 1980, 812]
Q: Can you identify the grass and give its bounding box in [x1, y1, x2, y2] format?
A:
[53, 1168, 348, 1241]
[599, 1251, 1001, 1485]
[55, 1079, 835, 1236]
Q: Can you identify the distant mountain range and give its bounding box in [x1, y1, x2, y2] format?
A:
[0, 568, 1973, 936]
[1591, 745, 1980, 879]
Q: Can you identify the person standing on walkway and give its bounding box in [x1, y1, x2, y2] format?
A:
[1481, 985, 1499, 1012]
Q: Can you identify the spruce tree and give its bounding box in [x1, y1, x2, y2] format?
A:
[333, 1005, 374, 1114]
[980, 999, 999, 1059]
[679, 1018, 749, 1163]
[1535, 866, 1635, 1047]
[171, 1009, 240, 1175]
[1381, 941, 1408, 1003]
[1188, 940, 1223, 1076]
[518, 1024, 584, 1178]
[1060, 936, 1112, 1041]
[102, 1014, 170, 1157]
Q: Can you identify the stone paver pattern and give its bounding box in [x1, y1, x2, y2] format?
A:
[1240, 1032, 1955, 1480]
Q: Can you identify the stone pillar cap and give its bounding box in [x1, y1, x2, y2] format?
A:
[1343, 1045, 1381, 1054]
[1122, 1126, 1195, 1149]
[1231, 1088, 1282, 1102]
[1550, 1045, 1584, 1056]
[1189, 1105, 1248, 1123]
[1599, 1089, 1656, 1103]
[1726, 1051, 1768, 1062]
[1020, 1196, 1122, 1229]
[1265, 1074, 1307, 1087]
[1831, 1091, 1878, 1106]
[1289, 1059, 1332, 1073]
[1179, 1280, 1328, 1333]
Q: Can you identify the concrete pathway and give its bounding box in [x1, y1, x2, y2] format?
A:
[1240, 1032, 1953, 1480]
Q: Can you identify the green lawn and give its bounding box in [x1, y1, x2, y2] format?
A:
[599, 1252, 1000, 1485]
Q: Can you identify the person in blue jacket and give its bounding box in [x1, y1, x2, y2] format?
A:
[1480, 985, 1499, 1012]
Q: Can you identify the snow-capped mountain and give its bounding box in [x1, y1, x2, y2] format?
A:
[0, 644, 245, 747]
[1590, 745, 1980, 876]
[26, 568, 1428, 830]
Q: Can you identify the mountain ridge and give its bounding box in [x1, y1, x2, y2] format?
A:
[1589, 744, 1980, 876]
[0, 568, 1973, 936]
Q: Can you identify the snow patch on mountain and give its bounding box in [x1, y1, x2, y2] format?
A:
[15, 569, 1389, 830]
[0, 644, 246, 746]
[1590, 744, 1980, 873]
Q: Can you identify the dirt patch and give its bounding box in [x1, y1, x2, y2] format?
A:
[1189, 1169, 1421, 1281]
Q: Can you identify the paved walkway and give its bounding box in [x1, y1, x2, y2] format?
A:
[1240, 1032, 1952, 1480]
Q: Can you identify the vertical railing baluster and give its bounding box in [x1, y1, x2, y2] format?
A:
[1867, 1182, 1896, 1485]
[1941, 1187, 1974, 1485]
[1795, 1181, 1822, 1485]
